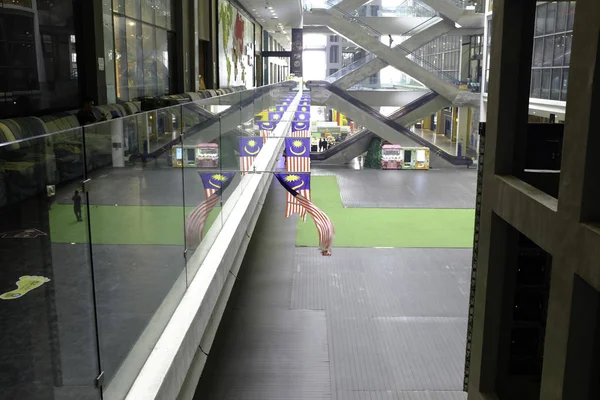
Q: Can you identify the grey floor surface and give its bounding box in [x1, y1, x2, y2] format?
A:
[324, 168, 477, 209]
[195, 177, 472, 399]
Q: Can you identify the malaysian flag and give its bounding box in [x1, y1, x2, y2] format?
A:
[286, 138, 310, 172]
[239, 137, 263, 175]
[269, 111, 283, 122]
[291, 121, 311, 137]
[257, 121, 277, 143]
[199, 172, 235, 198]
[186, 172, 235, 246]
[275, 174, 334, 256]
[294, 111, 310, 122]
[277, 173, 311, 221]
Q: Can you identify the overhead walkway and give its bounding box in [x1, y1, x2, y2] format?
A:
[312, 88, 431, 107]
[417, 0, 484, 27]
[315, 8, 479, 106]
[308, 81, 472, 167]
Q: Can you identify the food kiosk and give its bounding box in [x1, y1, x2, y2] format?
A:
[172, 143, 219, 168]
[381, 145, 403, 169]
[381, 145, 430, 170]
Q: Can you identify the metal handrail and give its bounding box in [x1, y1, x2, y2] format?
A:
[324, 0, 463, 86]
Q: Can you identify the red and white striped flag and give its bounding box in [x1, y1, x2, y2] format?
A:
[285, 189, 311, 220]
[257, 121, 277, 144]
[186, 173, 235, 246]
[260, 130, 270, 144]
[276, 174, 334, 256]
[185, 193, 220, 246]
[291, 122, 310, 137]
[286, 155, 311, 173]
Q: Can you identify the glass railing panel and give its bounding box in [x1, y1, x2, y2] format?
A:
[325, 53, 376, 82]
[180, 98, 224, 282]
[82, 108, 187, 395]
[0, 126, 102, 400]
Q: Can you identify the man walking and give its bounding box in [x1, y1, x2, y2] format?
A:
[72, 190, 83, 222]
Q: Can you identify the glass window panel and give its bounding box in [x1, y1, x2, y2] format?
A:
[125, 0, 141, 19]
[535, 4, 547, 36]
[114, 16, 129, 100]
[543, 35, 554, 67]
[531, 69, 542, 98]
[554, 34, 565, 66]
[541, 69, 551, 99]
[166, 0, 174, 30]
[142, 0, 155, 24]
[565, 33, 572, 65]
[304, 33, 327, 49]
[126, 18, 142, 99]
[567, 1, 575, 31]
[550, 68, 562, 100]
[155, 0, 167, 28]
[142, 23, 157, 96]
[156, 28, 168, 94]
[113, 0, 125, 14]
[533, 37, 543, 67]
[556, 2, 568, 32]
[329, 45, 339, 63]
[9, 43, 36, 67]
[545, 2, 557, 34]
[561, 68, 569, 101]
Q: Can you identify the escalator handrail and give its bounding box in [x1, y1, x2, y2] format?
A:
[307, 81, 473, 166]
[312, 90, 439, 160]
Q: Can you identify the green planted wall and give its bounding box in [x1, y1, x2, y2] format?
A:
[364, 137, 382, 169]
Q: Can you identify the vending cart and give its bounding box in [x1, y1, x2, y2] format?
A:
[381, 145, 403, 169]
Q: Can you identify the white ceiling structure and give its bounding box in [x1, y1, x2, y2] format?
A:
[237, 0, 303, 50]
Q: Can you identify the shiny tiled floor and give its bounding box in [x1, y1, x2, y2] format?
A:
[412, 128, 477, 159]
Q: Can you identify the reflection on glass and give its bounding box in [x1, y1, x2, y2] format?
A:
[0, 1, 79, 117]
[142, 23, 158, 97]
[114, 0, 174, 100]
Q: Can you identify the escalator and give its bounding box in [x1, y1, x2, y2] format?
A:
[311, 91, 438, 163]
[308, 81, 473, 167]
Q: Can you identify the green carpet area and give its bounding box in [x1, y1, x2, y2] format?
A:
[49, 204, 220, 245]
[296, 176, 475, 248]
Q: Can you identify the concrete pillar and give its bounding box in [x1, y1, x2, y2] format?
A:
[545, 0, 600, 398]
[451, 107, 458, 142]
[111, 119, 125, 167]
[467, 0, 536, 395]
[456, 107, 469, 156]
[436, 110, 443, 134]
[423, 117, 431, 130]
[78, 0, 116, 104]
[460, 36, 470, 83]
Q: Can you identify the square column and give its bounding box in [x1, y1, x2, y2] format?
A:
[456, 106, 469, 157]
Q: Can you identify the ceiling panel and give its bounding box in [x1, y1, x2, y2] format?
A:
[236, 0, 303, 49]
